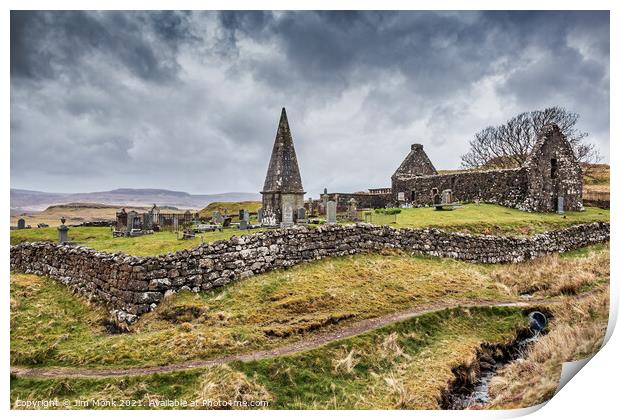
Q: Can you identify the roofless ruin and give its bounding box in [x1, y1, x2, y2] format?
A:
[320, 123, 583, 214]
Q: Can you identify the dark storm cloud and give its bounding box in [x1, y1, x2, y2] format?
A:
[11, 11, 190, 82]
[10, 11, 609, 196]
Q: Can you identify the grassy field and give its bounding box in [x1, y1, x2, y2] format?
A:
[10, 227, 268, 256]
[10, 306, 528, 409]
[10, 245, 609, 370]
[583, 163, 610, 194]
[364, 203, 609, 235]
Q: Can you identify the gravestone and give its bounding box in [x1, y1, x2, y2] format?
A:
[239, 219, 248, 230]
[297, 207, 306, 220]
[212, 211, 224, 224]
[282, 204, 294, 227]
[327, 201, 337, 224]
[257, 208, 264, 223]
[58, 217, 69, 243]
[243, 210, 250, 222]
[126, 211, 138, 234]
[307, 198, 314, 217]
[322, 188, 328, 215]
[17, 218, 26, 229]
[347, 198, 358, 221]
[441, 189, 454, 204]
[557, 196, 565, 214]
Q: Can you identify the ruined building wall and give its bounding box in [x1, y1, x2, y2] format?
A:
[11, 222, 609, 323]
[520, 124, 583, 212]
[391, 168, 528, 208]
[320, 192, 392, 211]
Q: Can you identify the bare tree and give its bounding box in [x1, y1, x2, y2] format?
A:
[461, 106, 600, 173]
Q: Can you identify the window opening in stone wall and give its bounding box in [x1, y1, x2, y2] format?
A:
[550, 158, 558, 179]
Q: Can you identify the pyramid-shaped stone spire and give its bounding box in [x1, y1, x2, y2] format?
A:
[392, 143, 438, 179]
[262, 108, 304, 193]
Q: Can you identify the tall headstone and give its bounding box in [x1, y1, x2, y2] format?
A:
[17, 218, 26, 229]
[322, 188, 328, 215]
[557, 196, 565, 214]
[58, 217, 69, 243]
[297, 207, 306, 220]
[126, 211, 138, 234]
[347, 198, 358, 221]
[326, 201, 337, 224]
[281, 203, 294, 227]
[239, 219, 248, 230]
[257, 208, 264, 223]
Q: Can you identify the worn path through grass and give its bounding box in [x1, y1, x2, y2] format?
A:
[10, 293, 592, 379]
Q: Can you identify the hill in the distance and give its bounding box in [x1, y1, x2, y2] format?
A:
[11, 188, 261, 212]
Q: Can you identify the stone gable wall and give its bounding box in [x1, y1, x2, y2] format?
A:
[10, 222, 609, 323]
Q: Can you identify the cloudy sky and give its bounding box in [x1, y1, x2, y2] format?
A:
[11, 11, 609, 197]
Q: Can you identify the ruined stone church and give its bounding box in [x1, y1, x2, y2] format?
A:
[261, 108, 305, 225]
[391, 124, 583, 212]
[321, 124, 583, 213]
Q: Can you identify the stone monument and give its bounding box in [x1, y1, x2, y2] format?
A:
[58, 217, 69, 243]
[327, 201, 337, 224]
[260, 107, 305, 225]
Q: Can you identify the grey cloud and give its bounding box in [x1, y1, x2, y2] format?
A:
[10, 11, 609, 197]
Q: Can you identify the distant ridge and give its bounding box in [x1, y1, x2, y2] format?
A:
[10, 188, 261, 212]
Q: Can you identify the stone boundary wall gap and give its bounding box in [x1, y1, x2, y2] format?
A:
[10, 222, 610, 324]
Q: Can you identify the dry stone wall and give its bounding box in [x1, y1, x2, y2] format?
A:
[11, 222, 610, 323]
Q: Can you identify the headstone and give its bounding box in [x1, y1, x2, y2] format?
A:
[441, 189, 453, 204]
[326, 201, 337, 224]
[212, 211, 224, 224]
[257, 208, 264, 223]
[347, 198, 358, 221]
[397, 192, 405, 201]
[243, 210, 249, 222]
[281, 204, 294, 227]
[239, 219, 248, 230]
[17, 218, 26, 229]
[126, 211, 138, 233]
[308, 198, 314, 217]
[58, 217, 69, 243]
[297, 207, 306, 220]
[557, 196, 565, 214]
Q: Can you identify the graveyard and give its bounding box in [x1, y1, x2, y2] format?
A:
[9, 203, 609, 256]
